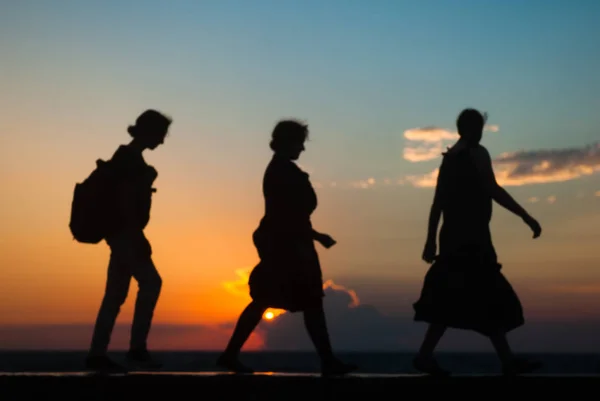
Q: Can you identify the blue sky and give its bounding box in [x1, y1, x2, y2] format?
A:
[3, 0, 599, 182]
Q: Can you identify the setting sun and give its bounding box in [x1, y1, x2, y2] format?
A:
[262, 309, 286, 320]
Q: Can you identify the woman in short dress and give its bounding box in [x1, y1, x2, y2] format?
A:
[217, 119, 356, 376]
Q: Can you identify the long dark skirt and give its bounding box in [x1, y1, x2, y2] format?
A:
[413, 245, 524, 337]
[248, 227, 324, 312]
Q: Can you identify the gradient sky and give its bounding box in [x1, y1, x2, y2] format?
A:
[1, 1, 599, 352]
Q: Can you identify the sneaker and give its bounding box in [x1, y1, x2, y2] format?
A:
[216, 353, 254, 373]
[413, 355, 450, 377]
[85, 355, 128, 373]
[321, 357, 358, 377]
[502, 358, 542, 376]
[126, 349, 163, 370]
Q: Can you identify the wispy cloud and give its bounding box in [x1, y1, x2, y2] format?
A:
[222, 268, 252, 298]
[305, 136, 598, 192]
[405, 142, 600, 188]
[404, 168, 439, 188]
[403, 124, 499, 163]
[546, 195, 556, 204]
[350, 177, 377, 189]
[491, 142, 600, 186]
[313, 177, 405, 190]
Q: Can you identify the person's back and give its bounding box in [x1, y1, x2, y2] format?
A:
[108, 144, 157, 235]
[438, 145, 493, 253]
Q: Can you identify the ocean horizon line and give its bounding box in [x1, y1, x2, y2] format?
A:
[1, 349, 598, 355]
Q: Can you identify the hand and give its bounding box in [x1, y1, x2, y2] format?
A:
[315, 233, 336, 249]
[523, 215, 542, 238]
[422, 239, 437, 264]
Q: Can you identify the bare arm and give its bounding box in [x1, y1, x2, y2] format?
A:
[470, 146, 531, 220]
[421, 165, 445, 262]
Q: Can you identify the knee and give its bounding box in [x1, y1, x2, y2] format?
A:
[140, 273, 162, 296]
[102, 290, 128, 310]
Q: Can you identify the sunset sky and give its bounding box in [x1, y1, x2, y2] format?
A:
[1, 0, 599, 352]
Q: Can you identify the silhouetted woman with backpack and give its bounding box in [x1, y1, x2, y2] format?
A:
[217, 119, 357, 376]
[86, 109, 171, 372]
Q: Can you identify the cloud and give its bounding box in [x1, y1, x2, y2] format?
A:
[403, 143, 444, 163]
[222, 268, 287, 319]
[222, 274, 410, 350]
[350, 177, 376, 189]
[222, 272, 422, 350]
[257, 280, 414, 351]
[595, 190, 600, 197]
[222, 268, 252, 298]
[491, 142, 600, 186]
[405, 142, 600, 188]
[222, 273, 422, 351]
[404, 168, 439, 188]
[403, 125, 499, 163]
[347, 177, 406, 189]
[311, 177, 406, 190]
[528, 196, 557, 204]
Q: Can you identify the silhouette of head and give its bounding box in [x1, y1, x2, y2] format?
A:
[128, 109, 172, 150]
[270, 119, 308, 160]
[456, 108, 486, 145]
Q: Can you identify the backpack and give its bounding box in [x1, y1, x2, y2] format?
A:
[69, 159, 120, 244]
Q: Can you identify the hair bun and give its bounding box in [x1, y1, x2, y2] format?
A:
[127, 125, 136, 137]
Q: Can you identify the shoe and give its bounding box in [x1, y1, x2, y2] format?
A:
[502, 358, 542, 376]
[216, 353, 254, 373]
[85, 355, 128, 373]
[413, 355, 450, 377]
[321, 357, 358, 377]
[126, 349, 163, 370]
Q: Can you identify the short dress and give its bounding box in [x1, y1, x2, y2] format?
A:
[248, 155, 324, 312]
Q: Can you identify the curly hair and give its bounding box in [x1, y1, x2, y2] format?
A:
[269, 119, 309, 152]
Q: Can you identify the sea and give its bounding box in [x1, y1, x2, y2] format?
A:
[1, 351, 599, 375]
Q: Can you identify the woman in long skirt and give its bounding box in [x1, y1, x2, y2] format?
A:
[413, 109, 543, 376]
